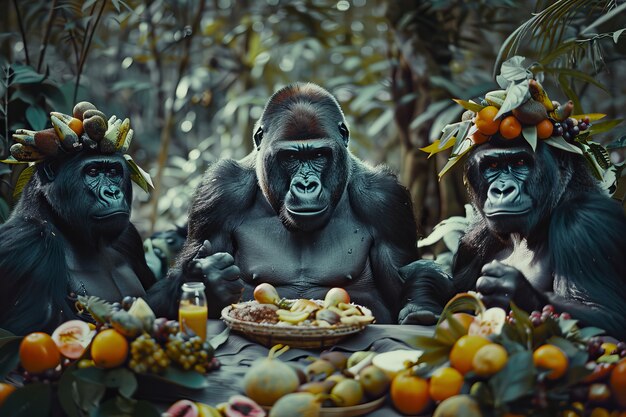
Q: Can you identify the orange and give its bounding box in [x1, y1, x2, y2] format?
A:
[390, 370, 431, 415]
[449, 335, 491, 374]
[499, 115, 522, 139]
[19, 332, 61, 374]
[475, 106, 501, 135]
[469, 131, 489, 145]
[533, 344, 568, 380]
[536, 118, 554, 139]
[590, 408, 610, 417]
[610, 360, 626, 407]
[90, 329, 129, 369]
[472, 343, 508, 377]
[439, 313, 475, 335]
[429, 367, 464, 402]
[0, 383, 16, 406]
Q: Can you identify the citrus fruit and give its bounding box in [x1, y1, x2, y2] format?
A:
[536, 119, 554, 139]
[390, 370, 431, 415]
[51, 320, 93, 359]
[439, 313, 475, 334]
[533, 344, 568, 380]
[0, 383, 16, 406]
[433, 394, 482, 417]
[472, 343, 508, 377]
[610, 359, 626, 407]
[429, 367, 464, 402]
[90, 329, 129, 369]
[19, 332, 61, 374]
[475, 106, 501, 135]
[449, 335, 491, 374]
[499, 115, 522, 139]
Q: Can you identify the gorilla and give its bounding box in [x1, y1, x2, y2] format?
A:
[402, 137, 626, 338]
[150, 82, 424, 323]
[0, 141, 155, 335]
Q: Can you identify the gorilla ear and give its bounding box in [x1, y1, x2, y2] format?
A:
[253, 126, 264, 149]
[338, 122, 349, 147]
[41, 160, 60, 182]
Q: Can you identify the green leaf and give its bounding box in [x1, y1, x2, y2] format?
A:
[209, 327, 230, 350]
[0, 156, 30, 164]
[134, 401, 162, 417]
[452, 99, 485, 113]
[74, 366, 106, 384]
[613, 28, 626, 43]
[588, 119, 623, 136]
[420, 139, 456, 158]
[410, 334, 447, 350]
[0, 198, 9, 222]
[0, 337, 21, 379]
[13, 165, 35, 199]
[544, 68, 608, 92]
[546, 336, 578, 357]
[25, 106, 48, 131]
[124, 155, 154, 193]
[11, 64, 46, 84]
[509, 302, 533, 348]
[578, 326, 605, 339]
[606, 135, 626, 150]
[139, 367, 210, 389]
[489, 350, 535, 406]
[495, 80, 529, 120]
[522, 125, 537, 151]
[58, 364, 82, 417]
[416, 346, 450, 368]
[499, 56, 530, 82]
[0, 383, 51, 417]
[103, 368, 137, 399]
[543, 136, 583, 155]
[0, 328, 15, 338]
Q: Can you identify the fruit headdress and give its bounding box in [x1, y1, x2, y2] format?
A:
[424, 56, 619, 186]
[2, 101, 153, 195]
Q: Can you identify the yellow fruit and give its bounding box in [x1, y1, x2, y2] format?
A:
[330, 378, 364, 407]
[358, 365, 390, 399]
[390, 370, 431, 415]
[533, 344, 568, 380]
[450, 335, 491, 374]
[90, 329, 129, 369]
[0, 383, 16, 406]
[475, 106, 501, 135]
[472, 343, 508, 377]
[243, 351, 300, 406]
[429, 367, 464, 402]
[433, 394, 482, 417]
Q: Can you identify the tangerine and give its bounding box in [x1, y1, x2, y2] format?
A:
[472, 343, 508, 377]
[533, 344, 568, 380]
[449, 335, 491, 374]
[499, 115, 522, 139]
[475, 106, 501, 135]
[0, 383, 16, 406]
[429, 367, 464, 402]
[390, 370, 431, 415]
[90, 329, 129, 369]
[439, 313, 475, 335]
[610, 359, 626, 408]
[19, 332, 61, 374]
[536, 119, 554, 139]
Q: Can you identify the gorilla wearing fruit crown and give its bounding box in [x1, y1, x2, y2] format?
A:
[400, 136, 626, 338]
[148, 82, 436, 323]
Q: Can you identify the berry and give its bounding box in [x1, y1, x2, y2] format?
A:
[165, 334, 218, 374]
[129, 334, 170, 374]
[122, 296, 136, 311]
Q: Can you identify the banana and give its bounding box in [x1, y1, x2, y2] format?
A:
[340, 307, 361, 317]
[550, 100, 574, 122]
[118, 128, 133, 153]
[12, 133, 36, 146]
[10, 143, 45, 161]
[340, 315, 375, 325]
[100, 118, 122, 153]
[34, 128, 61, 156]
[528, 79, 554, 112]
[108, 115, 118, 125]
[337, 302, 353, 311]
[51, 111, 83, 135]
[290, 299, 319, 313]
[51, 115, 81, 151]
[485, 90, 507, 108]
[277, 309, 310, 324]
[15, 129, 37, 136]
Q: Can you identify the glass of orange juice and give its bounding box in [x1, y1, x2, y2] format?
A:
[179, 282, 208, 341]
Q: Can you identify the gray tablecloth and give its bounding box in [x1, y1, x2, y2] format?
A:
[141, 320, 435, 416]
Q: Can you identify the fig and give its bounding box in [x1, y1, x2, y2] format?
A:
[358, 365, 390, 399]
[269, 393, 320, 417]
[320, 351, 347, 371]
[223, 395, 266, 417]
[511, 98, 548, 125]
[165, 399, 199, 417]
[330, 378, 364, 407]
[72, 101, 97, 120]
[305, 359, 335, 381]
[297, 380, 334, 395]
[83, 115, 107, 142]
[243, 345, 300, 406]
[323, 288, 350, 308]
[51, 320, 94, 359]
[253, 283, 280, 305]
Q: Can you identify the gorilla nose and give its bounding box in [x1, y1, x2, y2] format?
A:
[102, 186, 122, 201]
[292, 178, 320, 197]
[488, 180, 518, 203]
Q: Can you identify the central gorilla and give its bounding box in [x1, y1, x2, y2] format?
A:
[151, 83, 421, 323]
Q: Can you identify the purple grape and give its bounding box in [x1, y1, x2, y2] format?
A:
[571, 126, 580, 136]
[563, 132, 571, 141]
[579, 122, 588, 131]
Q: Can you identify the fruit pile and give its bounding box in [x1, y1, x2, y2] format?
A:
[229, 284, 375, 327]
[404, 293, 626, 417]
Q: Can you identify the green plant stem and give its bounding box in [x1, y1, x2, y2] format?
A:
[2, 66, 9, 159]
[37, 0, 59, 73]
[73, 0, 107, 103]
[11, 0, 30, 66]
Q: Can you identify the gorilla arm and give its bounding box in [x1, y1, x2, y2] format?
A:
[146, 158, 257, 318]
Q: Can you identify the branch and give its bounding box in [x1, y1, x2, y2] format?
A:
[11, 0, 30, 66]
[73, 0, 106, 103]
[37, 0, 59, 73]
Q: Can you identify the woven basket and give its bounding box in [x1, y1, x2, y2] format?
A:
[221, 302, 370, 349]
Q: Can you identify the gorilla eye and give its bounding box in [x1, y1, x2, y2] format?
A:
[108, 168, 119, 176]
[489, 162, 498, 169]
[86, 167, 98, 177]
[515, 158, 526, 166]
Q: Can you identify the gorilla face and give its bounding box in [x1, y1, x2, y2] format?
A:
[42, 153, 132, 243]
[254, 83, 350, 232]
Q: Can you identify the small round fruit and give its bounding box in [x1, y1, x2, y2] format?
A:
[433, 394, 481, 417]
[533, 344, 568, 380]
[253, 283, 280, 305]
[475, 106, 501, 135]
[429, 366, 464, 402]
[449, 335, 491, 374]
[358, 365, 391, 399]
[330, 378, 364, 407]
[610, 359, 626, 407]
[472, 343, 508, 377]
[323, 287, 350, 308]
[499, 116, 522, 139]
[390, 370, 431, 415]
[439, 313, 475, 334]
[0, 383, 16, 406]
[19, 332, 61, 374]
[536, 119, 554, 139]
[90, 329, 129, 369]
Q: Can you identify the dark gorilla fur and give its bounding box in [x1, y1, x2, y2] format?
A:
[151, 83, 421, 322]
[0, 152, 155, 334]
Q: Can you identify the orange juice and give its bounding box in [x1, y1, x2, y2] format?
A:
[179, 302, 208, 341]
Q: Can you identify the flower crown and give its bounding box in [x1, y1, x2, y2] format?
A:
[423, 56, 617, 182]
[2, 101, 153, 194]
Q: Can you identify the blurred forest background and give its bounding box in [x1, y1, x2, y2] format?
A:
[0, 0, 624, 242]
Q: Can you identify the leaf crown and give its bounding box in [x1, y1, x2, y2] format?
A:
[423, 56, 620, 183]
[2, 101, 153, 196]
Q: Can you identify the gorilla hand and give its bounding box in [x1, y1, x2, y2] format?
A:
[188, 240, 243, 305]
[476, 260, 547, 312]
[397, 260, 453, 325]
